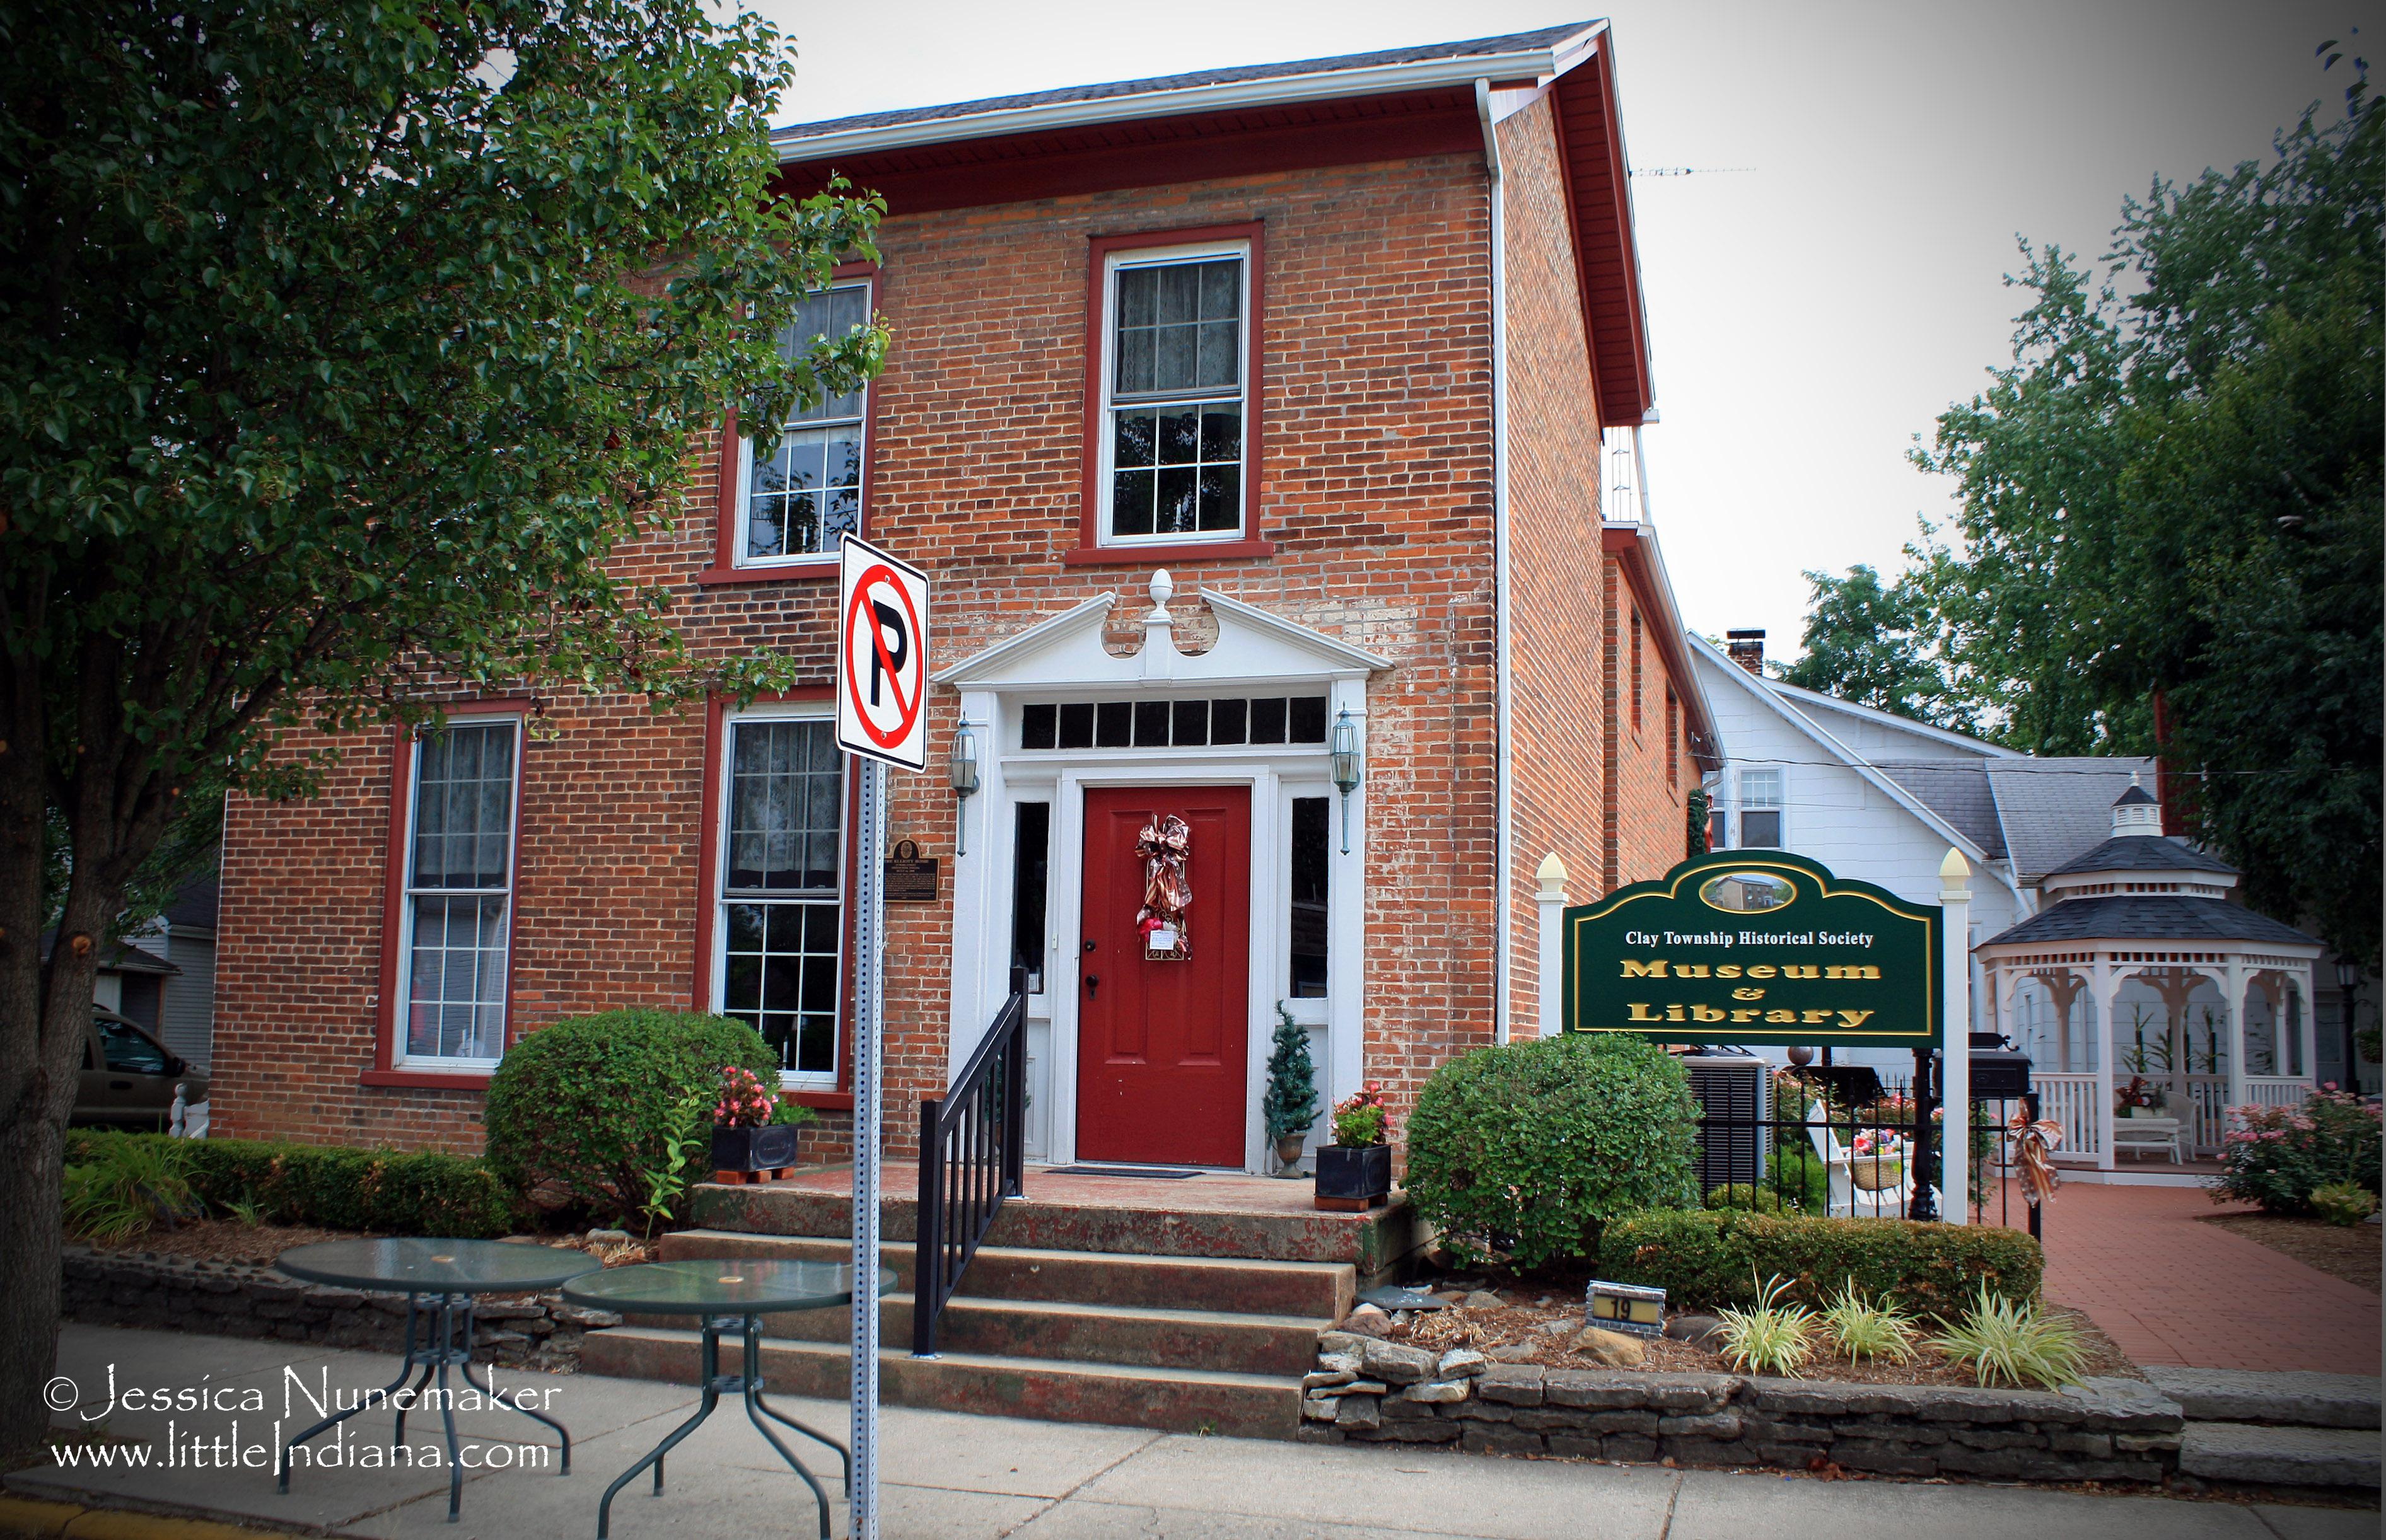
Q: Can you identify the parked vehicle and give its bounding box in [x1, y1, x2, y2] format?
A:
[75, 1008, 207, 1130]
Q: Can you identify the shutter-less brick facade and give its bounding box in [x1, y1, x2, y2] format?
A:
[211, 24, 1722, 1163]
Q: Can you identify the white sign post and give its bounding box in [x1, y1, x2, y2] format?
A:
[835, 534, 929, 1540]
[1938, 848, 1972, 1226]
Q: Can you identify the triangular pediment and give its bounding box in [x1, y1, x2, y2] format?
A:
[934, 586, 1390, 692]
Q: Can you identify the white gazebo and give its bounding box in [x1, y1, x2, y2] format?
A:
[1975, 779, 2322, 1171]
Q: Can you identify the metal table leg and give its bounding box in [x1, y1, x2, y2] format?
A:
[280, 1292, 423, 1494]
[596, 1317, 724, 1540]
[733, 1316, 834, 1540]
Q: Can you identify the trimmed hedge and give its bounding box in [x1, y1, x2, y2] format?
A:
[63, 1130, 513, 1237]
[484, 1009, 781, 1223]
[1597, 1208, 2044, 1319]
[1404, 1034, 1699, 1269]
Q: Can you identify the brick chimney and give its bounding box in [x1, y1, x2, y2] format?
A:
[1725, 629, 1766, 675]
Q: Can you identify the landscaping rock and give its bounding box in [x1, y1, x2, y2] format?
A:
[1663, 1313, 1725, 1352]
[584, 1229, 631, 1246]
[1359, 1338, 1438, 1386]
[1571, 1327, 1647, 1367]
[1461, 1290, 1506, 1309]
[1341, 1304, 1392, 1337]
[1302, 1369, 1357, 1391]
[1405, 1380, 1472, 1404]
[1317, 1350, 1362, 1375]
[1436, 1348, 1488, 1379]
[1484, 1343, 1539, 1363]
[1317, 1331, 1369, 1357]
[1334, 1395, 1383, 1432]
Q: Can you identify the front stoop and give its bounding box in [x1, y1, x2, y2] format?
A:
[577, 1227, 1349, 1439]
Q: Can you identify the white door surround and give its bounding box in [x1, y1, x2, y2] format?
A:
[933, 574, 1389, 1172]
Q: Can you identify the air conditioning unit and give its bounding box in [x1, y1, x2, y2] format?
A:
[1684, 1049, 1769, 1193]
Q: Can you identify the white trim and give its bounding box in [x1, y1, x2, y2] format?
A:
[392, 716, 523, 1072]
[1769, 677, 2023, 759]
[1094, 240, 1253, 549]
[1482, 77, 1513, 1044]
[732, 279, 872, 572]
[708, 697, 847, 1090]
[1197, 588, 1392, 674]
[770, 28, 1608, 163]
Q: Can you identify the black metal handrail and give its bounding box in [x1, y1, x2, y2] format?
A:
[912, 966, 1028, 1357]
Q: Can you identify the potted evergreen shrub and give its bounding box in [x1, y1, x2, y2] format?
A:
[1314, 1082, 1392, 1210]
[1261, 1005, 1320, 1176]
[709, 1065, 812, 1179]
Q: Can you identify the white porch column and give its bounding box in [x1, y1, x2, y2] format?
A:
[2225, 959, 2250, 1118]
[2296, 965, 2318, 1084]
[1535, 853, 1569, 1038]
[2091, 956, 2117, 1171]
[1939, 850, 1972, 1225]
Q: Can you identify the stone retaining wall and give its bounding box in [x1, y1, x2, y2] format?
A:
[1299, 1332, 2185, 1483]
[60, 1248, 619, 1369]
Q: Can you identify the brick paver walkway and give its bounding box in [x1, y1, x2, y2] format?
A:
[1989, 1179, 2380, 1372]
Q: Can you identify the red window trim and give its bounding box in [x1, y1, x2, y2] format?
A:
[697, 262, 880, 588]
[1072, 222, 1276, 567]
[692, 690, 858, 1106]
[368, 698, 533, 1088]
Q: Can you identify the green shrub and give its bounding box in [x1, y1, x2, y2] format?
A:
[1597, 1208, 2043, 1319]
[62, 1132, 199, 1242]
[484, 1009, 780, 1223]
[2211, 1090, 2381, 1217]
[61, 1131, 513, 1237]
[1714, 1272, 1817, 1376]
[2310, 1181, 2380, 1226]
[1703, 1183, 1788, 1214]
[1405, 1034, 1698, 1268]
[1931, 1282, 2090, 1389]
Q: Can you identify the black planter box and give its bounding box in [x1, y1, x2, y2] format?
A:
[711, 1122, 800, 1174]
[1314, 1143, 1392, 1210]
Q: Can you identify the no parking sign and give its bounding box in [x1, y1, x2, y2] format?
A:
[836, 534, 930, 772]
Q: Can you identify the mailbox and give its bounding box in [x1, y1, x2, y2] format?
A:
[1967, 1046, 2034, 1100]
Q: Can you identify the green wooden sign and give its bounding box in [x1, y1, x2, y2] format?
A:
[1561, 851, 1941, 1047]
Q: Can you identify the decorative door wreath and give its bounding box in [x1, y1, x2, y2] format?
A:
[1134, 814, 1192, 960]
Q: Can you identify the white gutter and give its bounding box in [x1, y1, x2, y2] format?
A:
[1479, 78, 1513, 1045]
[772, 32, 1601, 163]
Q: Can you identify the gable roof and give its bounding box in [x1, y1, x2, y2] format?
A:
[772, 21, 1656, 427]
[1767, 680, 2021, 759]
[1871, 761, 2006, 860]
[1982, 758, 2156, 882]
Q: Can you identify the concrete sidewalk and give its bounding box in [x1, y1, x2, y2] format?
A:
[13, 1326, 2371, 1540]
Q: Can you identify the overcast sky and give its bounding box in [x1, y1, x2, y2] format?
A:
[745, 1, 2366, 656]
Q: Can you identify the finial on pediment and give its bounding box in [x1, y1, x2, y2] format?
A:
[1148, 567, 1175, 620]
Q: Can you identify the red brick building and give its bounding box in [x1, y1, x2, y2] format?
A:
[210, 21, 1723, 1169]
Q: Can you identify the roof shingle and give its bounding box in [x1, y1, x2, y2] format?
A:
[1982, 895, 2317, 949]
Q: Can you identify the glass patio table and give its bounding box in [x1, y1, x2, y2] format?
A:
[562, 1258, 897, 1540]
[275, 1237, 599, 1522]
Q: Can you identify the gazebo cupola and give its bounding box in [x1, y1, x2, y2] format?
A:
[1972, 774, 2322, 1174]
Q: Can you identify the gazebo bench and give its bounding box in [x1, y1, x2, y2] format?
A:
[2112, 1114, 2184, 1162]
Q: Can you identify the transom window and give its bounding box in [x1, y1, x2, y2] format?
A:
[1102, 247, 1247, 542]
[739, 284, 870, 565]
[1018, 695, 1326, 751]
[399, 719, 519, 1066]
[717, 714, 845, 1080]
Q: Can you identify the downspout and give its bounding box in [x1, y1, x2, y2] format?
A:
[1478, 79, 1512, 1045]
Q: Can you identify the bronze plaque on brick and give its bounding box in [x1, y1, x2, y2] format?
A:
[884, 839, 940, 903]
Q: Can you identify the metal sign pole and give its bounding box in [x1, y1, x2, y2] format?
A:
[850, 754, 884, 1540]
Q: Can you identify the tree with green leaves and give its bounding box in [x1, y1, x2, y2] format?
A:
[1905, 48, 2380, 968]
[0, 0, 886, 1459]
[1773, 565, 1973, 733]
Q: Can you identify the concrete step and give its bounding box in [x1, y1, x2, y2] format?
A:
[657, 1230, 1357, 1319]
[689, 1182, 1414, 1275]
[2143, 1367, 2382, 1430]
[2177, 1422, 2382, 1489]
[579, 1324, 1300, 1440]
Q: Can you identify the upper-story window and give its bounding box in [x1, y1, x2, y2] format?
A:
[1100, 243, 1248, 544]
[1738, 767, 1784, 848]
[736, 284, 871, 567]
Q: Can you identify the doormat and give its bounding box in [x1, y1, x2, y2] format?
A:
[1042, 1165, 1207, 1179]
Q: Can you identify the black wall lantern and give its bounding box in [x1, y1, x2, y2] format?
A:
[1330, 709, 1363, 854]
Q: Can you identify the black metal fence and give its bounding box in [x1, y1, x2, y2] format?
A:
[1687, 1058, 1938, 1222]
[912, 967, 1027, 1357]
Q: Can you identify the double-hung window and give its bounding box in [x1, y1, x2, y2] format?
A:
[1738, 767, 1785, 848]
[717, 710, 846, 1081]
[1101, 243, 1248, 543]
[398, 720, 520, 1067]
[737, 284, 871, 567]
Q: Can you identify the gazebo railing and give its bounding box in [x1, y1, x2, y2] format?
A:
[2030, 1073, 2099, 1161]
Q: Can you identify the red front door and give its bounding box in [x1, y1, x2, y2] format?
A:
[1076, 785, 1252, 1167]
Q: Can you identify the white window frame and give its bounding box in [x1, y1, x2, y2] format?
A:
[1096, 240, 1252, 548]
[1737, 765, 1786, 849]
[392, 716, 523, 1071]
[709, 700, 847, 1089]
[733, 280, 873, 572]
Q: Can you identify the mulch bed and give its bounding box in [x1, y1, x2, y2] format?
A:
[1379, 1276, 2140, 1387]
[2200, 1213, 2382, 1294]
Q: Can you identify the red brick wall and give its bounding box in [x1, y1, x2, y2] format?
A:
[1498, 96, 1610, 1025]
[213, 153, 1502, 1155]
[1605, 556, 1692, 889]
